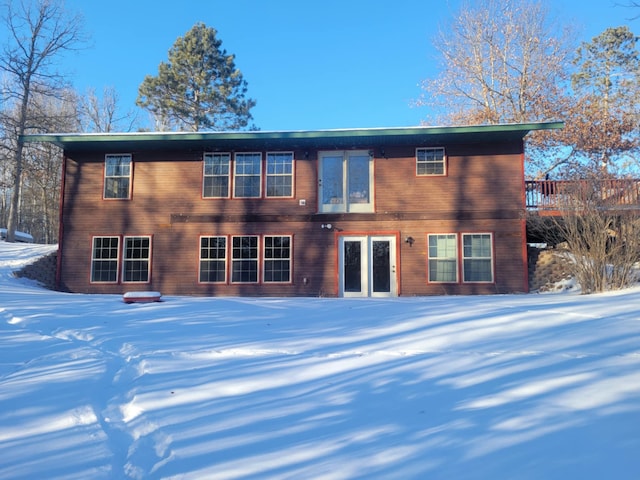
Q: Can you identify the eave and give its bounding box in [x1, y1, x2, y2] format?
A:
[21, 122, 564, 153]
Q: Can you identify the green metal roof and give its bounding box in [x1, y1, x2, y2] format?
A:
[21, 122, 563, 153]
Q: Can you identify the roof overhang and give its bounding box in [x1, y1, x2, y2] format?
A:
[21, 122, 564, 153]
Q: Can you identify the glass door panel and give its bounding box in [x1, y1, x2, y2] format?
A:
[343, 240, 363, 293]
[371, 240, 391, 293]
[348, 154, 370, 205]
[346, 152, 373, 213]
[320, 154, 344, 212]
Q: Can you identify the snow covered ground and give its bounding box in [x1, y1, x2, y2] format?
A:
[1, 241, 639, 480]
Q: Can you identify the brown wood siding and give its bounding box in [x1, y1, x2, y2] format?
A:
[58, 141, 527, 296]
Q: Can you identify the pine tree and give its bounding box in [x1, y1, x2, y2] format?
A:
[137, 23, 256, 132]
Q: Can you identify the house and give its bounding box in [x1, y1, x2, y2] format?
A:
[23, 123, 562, 297]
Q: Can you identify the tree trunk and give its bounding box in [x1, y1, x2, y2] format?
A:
[5, 139, 25, 243]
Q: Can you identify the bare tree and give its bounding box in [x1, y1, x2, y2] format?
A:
[0, 0, 85, 242]
[22, 91, 76, 242]
[415, 0, 576, 176]
[78, 86, 139, 133]
[417, 0, 573, 125]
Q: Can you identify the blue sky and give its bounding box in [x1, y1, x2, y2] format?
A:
[61, 0, 637, 131]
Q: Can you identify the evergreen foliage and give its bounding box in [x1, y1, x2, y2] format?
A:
[137, 23, 256, 132]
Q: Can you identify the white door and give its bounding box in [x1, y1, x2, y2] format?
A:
[339, 235, 397, 297]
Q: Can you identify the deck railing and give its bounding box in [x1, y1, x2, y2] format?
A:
[525, 179, 640, 211]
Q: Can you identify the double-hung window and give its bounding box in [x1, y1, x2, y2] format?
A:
[123, 236, 151, 283]
[89, 236, 152, 283]
[428, 234, 458, 282]
[416, 147, 446, 176]
[426, 233, 494, 283]
[319, 150, 373, 213]
[264, 235, 291, 282]
[91, 236, 120, 282]
[462, 233, 493, 282]
[104, 154, 132, 199]
[234, 153, 262, 198]
[200, 236, 227, 282]
[266, 152, 294, 197]
[231, 235, 259, 282]
[203, 153, 231, 198]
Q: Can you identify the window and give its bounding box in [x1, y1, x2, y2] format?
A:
[203, 153, 230, 198]
[234, 153, 261, 198]
[264, 236, 291, 282]
[319, 150, 373, 213]
[416, 147, 446, 176]
[200, 236, 227, 283]
[104, 154, 132, 199]
[428, 234, 458, 282]
[91, 236, 119, 282]
[266, 152, 294, 197]
[231, 236, 258, 282]
[462, 233, 493, 282]
[123, 236, 151, 283]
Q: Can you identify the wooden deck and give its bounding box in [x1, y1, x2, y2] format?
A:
[525, 179, 640, 214]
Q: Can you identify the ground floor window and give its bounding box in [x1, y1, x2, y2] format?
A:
[91, 236, 120, 282]
[462, 233, 493, 282]
[426, 232, 494, 284]
[428, 234, 458, 282]
[90, 235, 151, 283]
[123, 236, 151, 283]
[200, 236, 227, 282]
[264, 235, 291, 282]
[231, 235, 259, 283]
[200, 234, 293, 284]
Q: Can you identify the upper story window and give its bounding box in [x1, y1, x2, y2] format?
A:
[234, 153, 262, 198]
[104, 154, 132, 199]
[203, 153, 231, 198]
[203, 151, 295, 199]
[266, 152, 294, 197]
[319, 150, 373, 213]
[416, 147, 446, 176]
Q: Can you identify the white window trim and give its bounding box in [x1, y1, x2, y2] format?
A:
[265, 152, 295, 198]
[203, 152, 231, 199]
[233, 152, 262, 198]
[318, 150, 374, 213]
[230, 235, 260, 283]
[416, 147, 446, 176]
[90, 236, 120, 283]
[427, 233, 459, 283]
[122, 235, 152, 284]
[104, 154, 132, 199]
[461, 233, 494, 283]
[199, 235, 228, 283]
[263, 235, 293, 283]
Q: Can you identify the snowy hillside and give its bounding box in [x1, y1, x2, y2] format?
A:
[1, 241, 639, 479]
